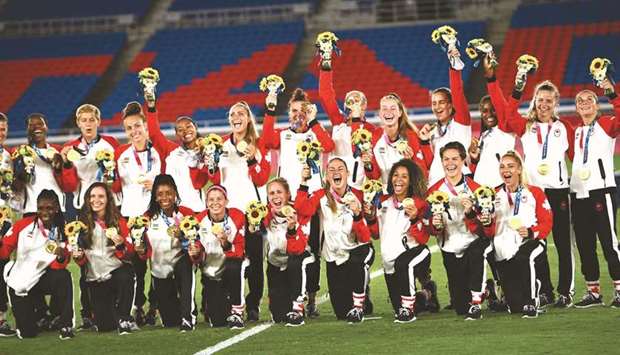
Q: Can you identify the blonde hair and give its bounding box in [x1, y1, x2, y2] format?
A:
[228, 101, 258, 147]
[380, 93, 419, 136]
[526, 80, 560, 129]
[501, 150, 529, 186]
[76, 104, 101, 121]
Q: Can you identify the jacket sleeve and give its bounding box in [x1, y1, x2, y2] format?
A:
[293, 185, 323, 218]
[408, 200, 430, 245]
[352, 214, 371, 243]
[189, 165, 217, 188]
[146, 106, 178, 159]
[188, 240, 204, 264]
[286, 222, 308, 256]
[224, 209, 245, 259]
[262, 113, 281, 150]
[309, 119, 335, 154]
[55, 163, 79, 193]
[486, 77, 509, 132]
[529, 187, 553, 240]
[114, 218, 135, 261]
[49, 243, 71, 269]
[505, 91, 527, 136]
[248, 141, 271, 187]
[450, 68, 471, 126]
[318, 69, 346, 126]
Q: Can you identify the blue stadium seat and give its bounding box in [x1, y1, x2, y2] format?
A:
[0, 0, 150, 20]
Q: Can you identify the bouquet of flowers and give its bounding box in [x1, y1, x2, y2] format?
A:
[474, 185, 496, 225]
[246, 200, 268, 233]
[179, 215, 200, 247]
[431, 25, 464, 70]
[351, 128, 372, 158]
[11, 145, 37, 183]
[296, 138, 323, 174]
[315, 31, 340, 70]
[362, 179, 383, 207]
[138, 67, 160, 102]
[196, 133, 224, 175]
[0, 169, 13, 202]
[465, 38, 498, 68]
[590, 58, 615, 95]
[426, 190, 450, 229]
[0, 206, 11, 227]
[127, 216, 150, 247]
[95, 149, 116, 185]
[515, 54, 539, 92]
[259, 74, 286, 111]
[64, 220, 87, 252]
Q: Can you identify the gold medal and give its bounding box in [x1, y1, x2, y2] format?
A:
[236, 141, 248, 154]
[396, 140, 408, 154]
[66, 148, 81, 162]
[45, 241, 58, 254]
[281, 205, 295, 217]
[105, 227, 118, 239]
[45, 148, 57, 161]
[137, 174, 146, 184]
[578, 167, 591, 181]
[211, 223, 224, 236]
[537, 163, 550, 176]
[167, 225, 180, 238]
[402, 198, 415, 208]
[508, 216, 522, 230]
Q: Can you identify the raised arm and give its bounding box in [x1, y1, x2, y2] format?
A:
[318, 69, 346, 126]
[449, 68, 471, 126]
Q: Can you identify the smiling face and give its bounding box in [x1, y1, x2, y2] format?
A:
[534, 89, 557, 121]
[77, 111, 100, 142]
[207, 189, 227, 219]
[175, 118, 197, 146]
[27, 116, 48, 145]
[156, 184, 177, 214]
[391, 166, 410, 199]
[441, 148, 464, 180]
[37, 198, 59, 227]
[88, 186, 108, 218]
[123, 115, 147, 147]
[575, 91, 599, 120]
[267, 181, 290, 213]
[431, 91, 453, 123]
[228, 104, 250, 136]
[379, 97, 401, 129]
[480, 100, 497, 129]
[326, 159, 348, 193]
[288, 101, 307, 132]
[499, 155, 522, 189]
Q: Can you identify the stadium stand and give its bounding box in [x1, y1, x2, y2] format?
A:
[99, 21, 305, 126]
[300, 22, 486, 110]
[169, 0, 317, 12]
[0, 0, 151, 21]
[0, 33, 126, 129]
[496, 0, 620, 101]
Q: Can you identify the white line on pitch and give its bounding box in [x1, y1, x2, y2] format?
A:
[196, 244, 440, 355]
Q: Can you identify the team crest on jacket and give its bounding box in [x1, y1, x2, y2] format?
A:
[378, 147, 385, 154]
[284, 133, 293, 140]
[531, 126, 537, 133]
[553, 128, 561, 137]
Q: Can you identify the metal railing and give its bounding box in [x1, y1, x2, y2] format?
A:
[0, 14, 136, 37]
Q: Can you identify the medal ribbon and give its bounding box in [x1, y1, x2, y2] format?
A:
[32, 144, 53, 164]
[443, 176, 469, 197]
[133, 143, 153, 173]
[536, 122, 552, 160]
[505, 185, 523, 216]
[37, 218, 56, 241]
[580, 123, 595, 164]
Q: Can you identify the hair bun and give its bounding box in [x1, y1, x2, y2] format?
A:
[122, 101, 143, 118]
[290, 88, 308, 103]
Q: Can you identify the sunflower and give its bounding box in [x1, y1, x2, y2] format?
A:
[207, 133, 223, 147]
[352, 128, 372, 145]
[138, 67, 160, 82]
[0, 169, 12, 184]
[246, 200, 268, 226]
[179, 215, 198, 234]
[516, 54, 539, 73]
[296, 141, 311, 161]
[465, 46, 478, 60]
[432, 25, 457, 44]
[96, 149, 114, 162]
[316, 31, 338, 45]
[0, 206, 10, 224]
[362, 180, 374, 193]
[590, 57, 611, 79]
[128, 216, 150, 230]
[259, 74, 285, 93]
[11, 145, 35, 160]
[64, 220, 87, 237]
[427, 190, 450, 205]
[431, 29, 441, 44]
[474, 185, 495, 200]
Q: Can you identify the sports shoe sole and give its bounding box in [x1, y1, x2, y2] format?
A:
[465, 316, 482, 321]
[393, 317, 417, 324]
[229, 326, 245, 330]
[285, 321, 305, 327]
[574, 302, 605, 309]
[0, 331, 17, 337]
[521, 314, 538, 319]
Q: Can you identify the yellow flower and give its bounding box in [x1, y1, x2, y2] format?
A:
[427, 190, 450, 205]
[95, 149, 114, 162]
[11, 145, 35, 160]
[128, 215, 150, 230]
[362, 179, 382, 193]
[431, 29, 441, 43]
[590, 57, 611, 78]
[432, 25, 457, 44]
[316, 31, 339, 45]
[0, 206, 10, 224]
[64, 220, 87, 237]
[352, 128, 371, 145]
[259, 74, 285, 93]
[0, 169, 13, 184]
[296, 141, 311, 160]
[516, 54, 539, 72]
[474, 185, 495, 200]
[465, 46, 478, 60]
[138, 67, 160, 82]
[246, 200, 268, 226]
[179, 215, 198, 234]
[207, 133, 223, 147]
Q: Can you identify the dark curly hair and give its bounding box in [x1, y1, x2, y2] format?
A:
[387, 159, 427, 198]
